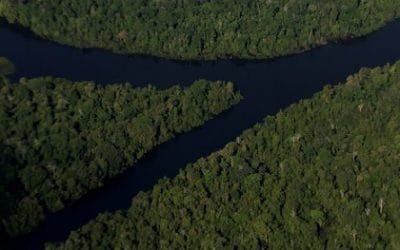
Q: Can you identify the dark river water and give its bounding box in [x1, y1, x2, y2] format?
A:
[1, 20, 400, 249]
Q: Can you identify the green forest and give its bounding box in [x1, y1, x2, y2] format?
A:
[0, 61, 241, 239]
[48, 62, 400, 249]
[0, 0, 399, 59]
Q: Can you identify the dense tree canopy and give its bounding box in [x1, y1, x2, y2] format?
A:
[49, 62, 400, 249]
[0, 69, 241, 238]
[0, 0, 399, 59]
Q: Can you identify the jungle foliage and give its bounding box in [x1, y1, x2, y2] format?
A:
[49, 62, 400, 249]
[0, 0, 399, 59]
[0, 71, 241, 238]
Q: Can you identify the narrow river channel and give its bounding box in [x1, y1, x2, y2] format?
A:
[1, 20, 400, 249]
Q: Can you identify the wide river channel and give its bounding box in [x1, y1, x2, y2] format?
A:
[1, 20, 400, 249]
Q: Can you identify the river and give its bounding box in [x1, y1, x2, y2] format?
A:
[1, 20, 400, 249]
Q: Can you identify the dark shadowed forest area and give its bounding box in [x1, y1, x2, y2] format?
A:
[0, 60, 241, 240]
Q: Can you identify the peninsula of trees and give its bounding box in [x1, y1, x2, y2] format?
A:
[48, 62, 400, 249]
[0, 60, 241, 239]
[0, 0, 399, 59]
[0, 57, 15, 76]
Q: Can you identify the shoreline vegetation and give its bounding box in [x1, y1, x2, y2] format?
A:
[0, 1, 399, 60]
[0, 59, 242, 240]
[48, 62, 400, 249]
[0, 57, 15, 76]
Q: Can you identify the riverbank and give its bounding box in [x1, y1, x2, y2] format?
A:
[1, 0, 399, 60]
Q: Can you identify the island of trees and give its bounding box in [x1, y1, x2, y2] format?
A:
[48, 62, 400, 249]
[0, 0, 399, 59]
[0, 58, 241, 240]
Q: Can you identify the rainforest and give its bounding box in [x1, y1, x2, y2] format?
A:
[48, 61, 400, 250]
[1, 0, 400, 249]
[0, 66, 241, 238]
[0, 0, 399, 59]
